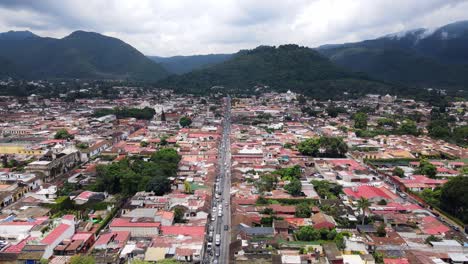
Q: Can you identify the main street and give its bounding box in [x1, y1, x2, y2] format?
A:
[204, 96, 232, 264]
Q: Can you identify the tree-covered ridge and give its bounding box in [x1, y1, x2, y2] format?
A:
[157, 44, 393, 99]
[0, 30, 168, 81]
[318, 21, 468, 94]
[149, 54, 232, 74]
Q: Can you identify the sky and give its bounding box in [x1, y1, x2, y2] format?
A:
[0, 0, 467, 56]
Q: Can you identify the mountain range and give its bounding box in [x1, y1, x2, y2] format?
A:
[1, 20, 468, 97]
[156, 45, 393, 99]
[0, 30, 168, 81]
[317, 20, 468, 89]
[148, 54, 232, 74]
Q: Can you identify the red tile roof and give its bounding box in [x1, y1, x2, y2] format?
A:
[41, 223, 72, 245]
[268, 204, 296, 214]
[420, 216, 450, 235]
[94, 231, 130, 248]
[4, 236, 34, 253]
[160, 226, 205, 237]
[72, 232, 93, 241]
[343, 185, 398, 200]
[384, 258, 410, 264]
[75, 191, 96, 200]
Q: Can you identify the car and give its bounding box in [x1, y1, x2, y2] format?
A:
[224, 225, 229, 231]
[207, 242, 212, 251]
[215, 250, 220, 257]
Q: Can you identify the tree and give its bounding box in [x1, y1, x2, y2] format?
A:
[275, 165, 302, 181]
[393, 167, 405, 178]
[256, 174, 278, 192]
[146, 176, 171, 195]
[295, 226, 320, 241]
[261, 207, 274, 215]
[425, 235, 443, 244]
[297, 95, 307, 105]
[453, 126, 468, 147]
[377, 199, 387, 205]
[54, 128, 73, 139]
[311, 180, 342, 199]
[399, 119, 418, 136]
[76, 142, 89, 149]
[285, 178, 302, 196]
[357, 197, 371, 225]
[377, 118, 396, 128]
[184, 181, 193, 194]
[353, 112, 368, 129]
[174, 207, 185, 223]
[428, 119, 450, 139]
[295, 203, 311, 218]
[161, 110, 166, 121]
[418, 159, 437, 178]
[298, 137, 348, 158]
[376, 222, 386, 237]
[140, 141, 149, 147]
[179, 116, 192, 127]
[256, 196, 269, 205]
[440, 176, 468, 223]
[70, 255, 95, 264]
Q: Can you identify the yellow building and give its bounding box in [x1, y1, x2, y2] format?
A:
[0, 144, 43, 155]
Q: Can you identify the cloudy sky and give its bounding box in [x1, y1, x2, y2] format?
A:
[0, 0, 467, 56]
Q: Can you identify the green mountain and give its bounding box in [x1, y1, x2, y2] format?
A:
[157, 45, 393, 99]
[0, 30, 39, 40]
[148, 54, 232, 74]
[0, 30, 168, 81]
[318, 20, 468, 90]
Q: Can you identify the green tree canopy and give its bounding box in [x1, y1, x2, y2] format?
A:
[298, 137, 348, 158]
[256, 174, 278, 192]
[353, 112, 368, 129]
[274, 165, 302, 181]
[440, 176, 468, 223]
[398, 119, 419, 136]
[393, 167, 405, 177]
[285, 178, 302, 196]
[54, 128, 73, 139]
[179, 116, 192, 127]
[357, 197, 371, 225]
[94, 148, 180, 196]
[295, 203, 311, 218]
[417, 159, 437, 178]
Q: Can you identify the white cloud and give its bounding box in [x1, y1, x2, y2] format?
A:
[0, 0, 467, 56]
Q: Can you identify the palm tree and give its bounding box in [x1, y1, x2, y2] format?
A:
[357, 197, 371, 225]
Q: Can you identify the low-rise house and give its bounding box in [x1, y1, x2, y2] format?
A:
[92, 231, 130, 264]
[311, 212, 336, 229]
[344, 185, 398, 203]
[109, 218, 161, 237]
[392, 175, 447, 192]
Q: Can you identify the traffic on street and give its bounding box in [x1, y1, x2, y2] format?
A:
[203, 96, 232, 264]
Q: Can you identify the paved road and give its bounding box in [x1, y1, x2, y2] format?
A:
[203, 96, 232, 264]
